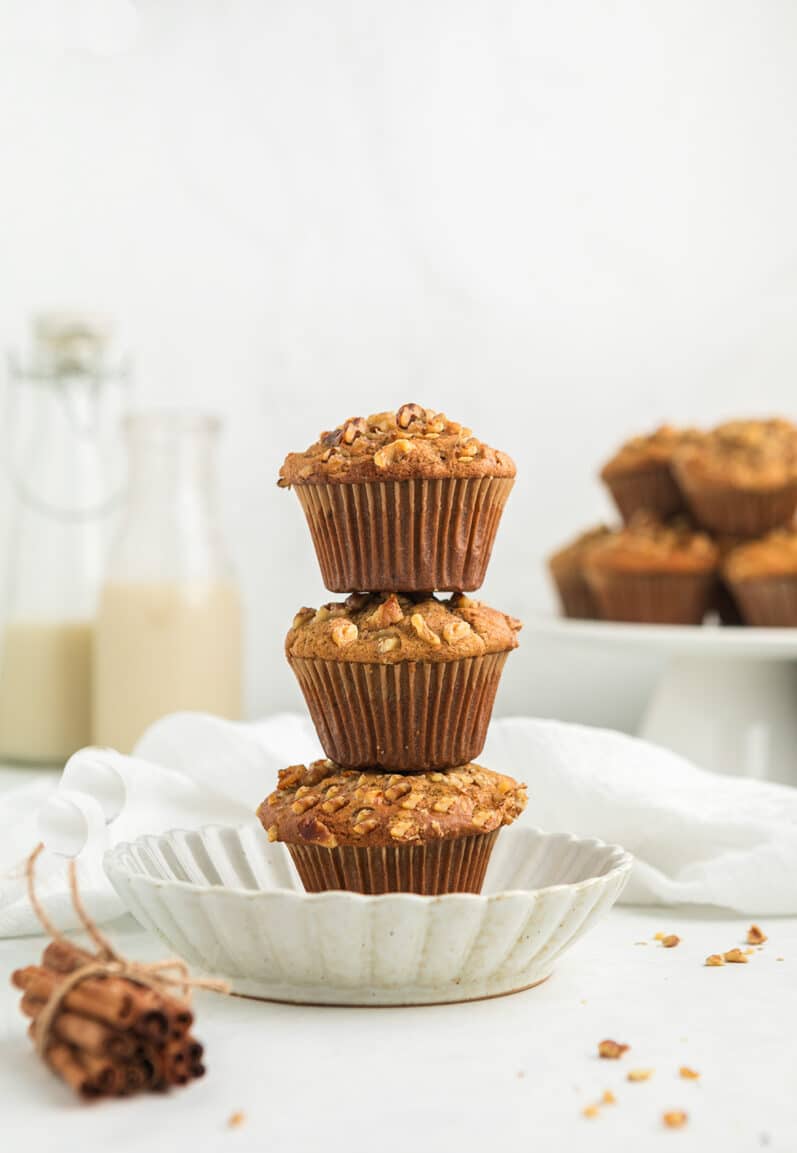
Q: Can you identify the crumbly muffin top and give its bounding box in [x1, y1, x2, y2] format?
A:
[724, 531, 797, 582]
[257, 761, 527, 848]
[674, 419, 797, 490]
[278, 403, 516, 485]
[286, 592, 522, 663]
[584, 516, 718, 575]
[548, 525, 612, 574]
[600, 425, 703, 479]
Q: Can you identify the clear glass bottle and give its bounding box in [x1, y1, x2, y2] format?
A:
[92, 411, 242, 753]
[0, 314, 128, 764]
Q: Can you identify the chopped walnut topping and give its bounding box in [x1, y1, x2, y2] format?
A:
[679, 1067, 700, 1080]
[320, 795, 347, 814]
[747, 924, 767, 945]
[376, 635, 400, 654]
[292, 608, 315, 629]
[330, 619, 358, 647]
[662, 935, 680, 948]
[353, 817, 380, 835]
[342, 417, 368, 445]
[723, 948, 748, 964]
[266, 825, 278, 842]
[384, 780, 412, 802]
[432, 797, 454, 813]
[365, 594, 404, 630]
[705, 954, 725, 966]
[373, 438, 414, 470]
[291, 794, 320, 815]
[396, 402, 425, 429]
[662, 1111, 688, 1129]
[598, 1040, 629, 1060]
[389, 819, 416, 841]
[627, 1069, 654, 1082]
[410, 612, 441, 646]
[442, 618, 472, 643]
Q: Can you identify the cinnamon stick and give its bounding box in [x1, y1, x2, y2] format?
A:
[21, 994, 137, 1060]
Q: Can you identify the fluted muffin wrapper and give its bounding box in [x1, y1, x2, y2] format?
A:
[584, 568, 716, 625]
[289, 651, 508, 771]
[603, 465, 685, 524]
[294, 476, 514, 592]
[287, 831, 500, 895]
[673, 469, 797, 537]
[550, 566, 599, 620]
[727, 576, 797, 627]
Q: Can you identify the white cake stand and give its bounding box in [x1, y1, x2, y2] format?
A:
[530, 618, 797, 785]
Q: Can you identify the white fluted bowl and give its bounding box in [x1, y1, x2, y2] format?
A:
[104, 824, 632, 1005]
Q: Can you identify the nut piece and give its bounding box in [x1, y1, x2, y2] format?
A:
[353, 817, 380, 835]
[662, 1111, 688, 1129]
[266, 825, 278, 842]
[291, 794, 320, 815]
[373, 438, 414, 470]
[389, 819, 416, 840]
[747, 924, 767, 945]
[723, 948, 748, 964]
[627, 1069, 654, 1082]
[598, 1040, 629, 1060]
[292, 607, 315, 629]
[228, 1111, 246, 1129]
[679, 1067, 700, 1080]
[330, 619, 358, 648]
[410, 613, 441, 647]
[432, 797, 454, 813]
[321, 795, 347, 814]
[661, 935, 680, 948]
[396, 402, 425, 429]
[300, 817, 338, 848]
[582, 1105, 600, 1119]
[342, 417, 368, 444]
[601, 1091, 616, 1106]
[377, 635, 400, 654]
[442, 618, 472, 644]
[705, 954, 725, 966]
[366, 594, 404, 630]
[344, 592, 371, 612]
[384, 780, 412, 802]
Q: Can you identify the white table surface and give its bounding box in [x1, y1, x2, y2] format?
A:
[1, 904, 795, 1152]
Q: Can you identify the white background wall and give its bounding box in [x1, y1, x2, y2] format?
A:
[1, 0, 796, 729]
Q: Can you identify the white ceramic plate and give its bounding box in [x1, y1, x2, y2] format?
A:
[104, 824, 632, 1006]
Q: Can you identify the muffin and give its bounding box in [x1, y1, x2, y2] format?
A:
[257, 760, 527, 894]
[583, 517, 719, 624]
[723, 531, 797, 626]
[672, 418, 797, 537]
[548, 525, 612, 619]
[600, 425, 702, 523]
[278, 404, 515, 591]
[287, 592, 522, 771]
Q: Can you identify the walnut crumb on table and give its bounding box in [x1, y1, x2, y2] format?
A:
[598, 1039, 629, 1059]
[627, 1069, 654, 1082]
[662, 1111, 688, 1129]
[705, 953, 724, 966]
[679, 1067, 700, 1080]
[228, 1111, 246, 1129]
[602, 1090, 617, 1105]
[747, 924, 767, 945]
[661, 934, 680, 948]
[724, 948, 749, 964]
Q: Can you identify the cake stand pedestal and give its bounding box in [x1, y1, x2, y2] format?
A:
[530, 619, 797, 785]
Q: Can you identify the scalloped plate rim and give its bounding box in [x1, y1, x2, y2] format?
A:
[103, 823, 633, 903]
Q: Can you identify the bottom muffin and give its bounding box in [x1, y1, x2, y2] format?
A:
[257, 760, 527, 895]
[583, 517, 719, 624]
[723, 531, 797, 626]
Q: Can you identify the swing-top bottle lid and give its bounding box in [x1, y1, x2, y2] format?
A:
[31, 310, 111, 377]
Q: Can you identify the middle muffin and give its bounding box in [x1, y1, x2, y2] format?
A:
[287, 592, 521, 771]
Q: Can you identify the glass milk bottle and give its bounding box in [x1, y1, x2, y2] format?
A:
[0, 314, 127, 764]
[93, 412, 242, 753]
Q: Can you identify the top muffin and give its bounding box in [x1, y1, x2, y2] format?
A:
[674, 419, 797, 491]
[278, 403, 516, 486]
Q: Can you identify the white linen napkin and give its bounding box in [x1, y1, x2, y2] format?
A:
[1, 712, 796, 937]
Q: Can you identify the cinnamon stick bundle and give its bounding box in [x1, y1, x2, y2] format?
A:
[12, 938, 206, 1101]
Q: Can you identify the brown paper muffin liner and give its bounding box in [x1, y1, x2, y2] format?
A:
[287, 830, 499, 894]
[674, 473, 797, 537]
[585, 569, 717, 625]
[727, 577, 797, 627]
[294, 476, 514, 592]
[603, 465, 685, 524]
[550, 566, 599, 619]
[289, 651, 508, 771]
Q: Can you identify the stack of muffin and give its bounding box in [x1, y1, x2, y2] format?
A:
[549, 419, 797, 627]
[257, 403, 527, 895]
